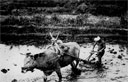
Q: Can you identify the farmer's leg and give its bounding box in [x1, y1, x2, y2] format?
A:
[97, 50, 105, 64]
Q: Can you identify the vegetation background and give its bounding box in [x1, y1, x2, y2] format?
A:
[0, 0, 128, 46]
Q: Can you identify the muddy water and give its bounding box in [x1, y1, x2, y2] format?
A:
[0, 43, 128, 82]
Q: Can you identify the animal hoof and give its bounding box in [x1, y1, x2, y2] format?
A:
[71, 68, 81, 75]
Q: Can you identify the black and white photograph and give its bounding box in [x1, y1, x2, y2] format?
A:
[0, 0, 128, 82]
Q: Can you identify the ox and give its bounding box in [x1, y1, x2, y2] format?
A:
[21, 32, 81, 82]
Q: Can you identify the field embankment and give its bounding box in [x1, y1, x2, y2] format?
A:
[1, 25, 128, 46]
[0, 0, 128, 46]
[1, 14, 128, 46]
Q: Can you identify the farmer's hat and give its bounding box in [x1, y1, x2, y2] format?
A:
[94, 36, 101, 42]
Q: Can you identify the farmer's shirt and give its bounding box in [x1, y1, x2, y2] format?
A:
[94, 40, 106, 52]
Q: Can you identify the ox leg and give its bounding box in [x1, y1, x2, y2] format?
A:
[71, 62, 81, 75]
[43, 75, 47, 82]
[71, 62, 76, 69]
[44, 77, 47, 82]
[75, 50, 80, 68]
[55, 68, 62, 82]
[71, 62, 76, 74]
[75, 59, 79, 68]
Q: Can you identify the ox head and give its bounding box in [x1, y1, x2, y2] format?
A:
[21, 53, 37, 73]
[49, 32, 61, 45]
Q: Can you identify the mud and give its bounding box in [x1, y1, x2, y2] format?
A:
[0, 43, 128, 82]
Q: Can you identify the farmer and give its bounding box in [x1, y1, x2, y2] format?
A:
[87, 36, 106, 64]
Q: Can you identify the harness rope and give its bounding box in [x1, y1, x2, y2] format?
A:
[47, 44, 95, 65]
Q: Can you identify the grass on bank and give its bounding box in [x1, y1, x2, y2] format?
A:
[1, 13, 121, 29]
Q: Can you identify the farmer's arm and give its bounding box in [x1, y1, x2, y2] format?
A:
[87, 52, 94, 61]
[91, 42, 97, 53]
[87, 42, 97, 61]
[92, 42, 97, 50]
[99, 46, 105, 52]
[98, 42, 106, 52]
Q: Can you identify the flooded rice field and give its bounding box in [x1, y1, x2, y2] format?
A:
[0, 43, 128, 82]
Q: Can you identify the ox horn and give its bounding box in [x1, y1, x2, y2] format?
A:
[56, 32, 60, 40]
[49, 32, 54, 39]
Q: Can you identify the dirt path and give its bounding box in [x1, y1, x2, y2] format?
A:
[0, 43, 128, 82]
